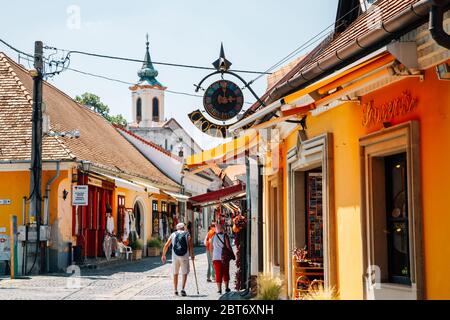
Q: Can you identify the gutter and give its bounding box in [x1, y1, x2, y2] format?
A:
[268, 0, 450, 105]
[430, 0, 450, 49]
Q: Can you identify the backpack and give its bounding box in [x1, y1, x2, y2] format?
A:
[173, 232, 188, 256]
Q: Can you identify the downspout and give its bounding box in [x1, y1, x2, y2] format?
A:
[257, 160, 263, 273]
[44, 161, 60, 225]
[43, 161, 60, 273]
[430, 0, 450, 49]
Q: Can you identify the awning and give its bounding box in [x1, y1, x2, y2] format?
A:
[189, 182, 246, 208]
[185, 132, 259, 172]
[162, 190, 190, 202]
[133, 181, 160, 194]
[101, 173, 146, 193]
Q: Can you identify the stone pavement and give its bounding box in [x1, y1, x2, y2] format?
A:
[0, 247, 237, 300]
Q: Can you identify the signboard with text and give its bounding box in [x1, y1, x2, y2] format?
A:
[72, 185, 88, 206]
[0, 234, 10, 261]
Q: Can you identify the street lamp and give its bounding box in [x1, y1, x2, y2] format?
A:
[80, 160, 91, 173]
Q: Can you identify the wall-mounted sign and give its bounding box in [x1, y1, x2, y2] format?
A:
[88, 176, 102, 187]
[0, 234, 10, 261]
[0, 199, 11, 205]
[72, 185, 88, 206]
[203, 80, 244, 121]
[362, 91, 418, 127]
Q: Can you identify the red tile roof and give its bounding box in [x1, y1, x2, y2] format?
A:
[244, 0, 420, 115]
[0, 53, 179, 189]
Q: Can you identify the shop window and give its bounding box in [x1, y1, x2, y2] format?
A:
[360, 121, 423, 300]
[306, 171, 323, 262]
[385, 153, 411, 285]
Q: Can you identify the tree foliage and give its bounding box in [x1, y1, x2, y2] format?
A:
[75, 92, 127, 127]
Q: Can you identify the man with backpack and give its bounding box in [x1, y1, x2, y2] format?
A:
[161, 222, 194, 296]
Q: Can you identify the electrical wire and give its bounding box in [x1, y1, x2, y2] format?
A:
[248, 2, 363, 84]
[17, 54, 242, 101]
[43, 46, 272, 75]
[0, 38, 33, 58]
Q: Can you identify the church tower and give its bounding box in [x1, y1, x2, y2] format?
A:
[130, 35, 166, 127]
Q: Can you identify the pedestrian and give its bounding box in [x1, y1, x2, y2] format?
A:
[161, 222, 194, 297]
[211, 223, 235, 294]
[203, 222, 216, 282]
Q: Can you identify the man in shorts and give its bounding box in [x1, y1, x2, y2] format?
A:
[162, 222, 194, 296]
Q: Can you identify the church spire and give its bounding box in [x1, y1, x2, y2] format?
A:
[138, 34, 163, 87]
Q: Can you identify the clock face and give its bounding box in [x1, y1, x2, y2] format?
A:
[203, 80, 244, 121]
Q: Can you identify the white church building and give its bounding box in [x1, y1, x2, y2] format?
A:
[118, 37, 223, 243]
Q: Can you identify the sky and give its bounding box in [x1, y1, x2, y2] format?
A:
[0, 0, 338, 150]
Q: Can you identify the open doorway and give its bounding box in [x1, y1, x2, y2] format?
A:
[133, 200, 146, 240]
[293, 167, 324, 266]
[287, 133, 335, 298]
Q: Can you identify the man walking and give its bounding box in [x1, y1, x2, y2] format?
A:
[162, 222, 194, 296]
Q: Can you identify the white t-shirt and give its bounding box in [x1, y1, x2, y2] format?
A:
[170, 230, 190, 259]
[106, 216, 114, 234]
[212, 233, 225, 261]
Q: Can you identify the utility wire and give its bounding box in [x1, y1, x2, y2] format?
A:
[0, 38, 33, 58]
[249, 2, 363, 84]
[18, 54, 255, 104]
[43, 46, 272, 75]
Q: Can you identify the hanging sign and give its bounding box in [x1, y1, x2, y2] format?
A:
[72, 185, 88, 206]
[203, 80, 244, 121]
[188, 110, 231, 138]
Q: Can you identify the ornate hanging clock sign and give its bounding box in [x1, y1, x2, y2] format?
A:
[189, 43, 262, 138]
[203, 80, 244, 121]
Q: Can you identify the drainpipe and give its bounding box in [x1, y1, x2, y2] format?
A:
[430, 0, 450, 49]
[44, 161, 60, 225]
[43, 161, 60, 273]
[257, 160, 263, 273]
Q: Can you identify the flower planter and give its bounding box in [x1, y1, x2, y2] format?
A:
[132, 249, 143, 260]
[147, 247, 161, 257]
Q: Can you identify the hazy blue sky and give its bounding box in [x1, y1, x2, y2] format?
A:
[0, 0, 338, 149]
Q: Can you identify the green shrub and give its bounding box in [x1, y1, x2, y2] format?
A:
[147, 237, 162, 248]
[255, 273, 284, 300]
[130, 239, 144, 250]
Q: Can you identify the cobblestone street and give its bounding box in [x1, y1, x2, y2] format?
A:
[0, 247, 237, 300]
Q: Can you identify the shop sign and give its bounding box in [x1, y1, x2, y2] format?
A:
[0, 234, 10, 261]
[87, 176, 103, 187]
[0, 199, 11, 205]
[362, 91, 418, 127]
[72, 185, 88, 206]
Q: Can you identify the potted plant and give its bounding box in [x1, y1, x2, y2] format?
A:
[255, 273, 284, 300]
[147, 237, 162, 257]
[293, 246, 310, 267]
[130, 239, 144, 260]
